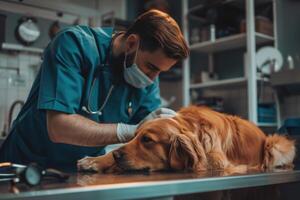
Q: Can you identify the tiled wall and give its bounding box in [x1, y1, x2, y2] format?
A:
[0, 52, 41, 138]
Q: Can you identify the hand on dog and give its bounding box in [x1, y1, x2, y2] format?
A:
[77, 156, 104, 172]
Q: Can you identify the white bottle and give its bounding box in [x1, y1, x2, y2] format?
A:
[287, 55, 294, 70]
[210, 24, 216, 42]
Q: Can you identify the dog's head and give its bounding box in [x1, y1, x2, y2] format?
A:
[112, 117, 208, 172]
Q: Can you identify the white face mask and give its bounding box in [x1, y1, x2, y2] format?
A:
[123, 43, 154, 88]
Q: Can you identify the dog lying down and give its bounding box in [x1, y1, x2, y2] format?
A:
[78, 106, 296, 174]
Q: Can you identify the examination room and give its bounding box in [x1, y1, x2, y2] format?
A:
[0, 0, 300, 199]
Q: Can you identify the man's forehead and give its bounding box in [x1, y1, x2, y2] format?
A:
[143, 50, 177, 70]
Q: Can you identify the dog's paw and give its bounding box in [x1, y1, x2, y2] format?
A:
[77, 156, 102, 172]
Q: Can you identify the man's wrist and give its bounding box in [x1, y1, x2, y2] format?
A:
[116, 123, 138, 143]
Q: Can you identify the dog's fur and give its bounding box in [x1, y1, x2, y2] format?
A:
[78, 106, 296, 174]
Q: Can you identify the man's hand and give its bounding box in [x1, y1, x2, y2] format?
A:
[77, 152, 116, 173]
[116, 107, 176, 143]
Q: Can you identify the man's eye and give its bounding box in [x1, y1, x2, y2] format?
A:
[147, 65, 159, 72]
[141, 136, 153, 143]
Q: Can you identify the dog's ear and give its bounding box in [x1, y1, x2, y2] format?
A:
[169, 132, 207, 172]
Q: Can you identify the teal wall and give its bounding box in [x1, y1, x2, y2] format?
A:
[276, 0, 300, 68]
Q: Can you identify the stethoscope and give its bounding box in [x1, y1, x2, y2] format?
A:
[82, 71, 133, 117]
[81, 78, 115, 116]
[81, 31, 133, 117]
[0, 162, 69, 187]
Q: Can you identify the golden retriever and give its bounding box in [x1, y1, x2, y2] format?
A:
[77, 106, 296, 174]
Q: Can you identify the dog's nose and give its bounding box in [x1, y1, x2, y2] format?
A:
[113, 150, 125, 161]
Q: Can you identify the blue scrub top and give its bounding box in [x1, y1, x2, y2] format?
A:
[0, 26, 161, 168]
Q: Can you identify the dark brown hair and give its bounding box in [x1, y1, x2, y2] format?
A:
[125, 9, 189, 60]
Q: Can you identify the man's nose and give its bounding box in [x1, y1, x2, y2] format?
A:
[113, 150, 125, 161]
[149, 72, 160, 81]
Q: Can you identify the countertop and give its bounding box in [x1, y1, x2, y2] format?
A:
[1, 167, 300, 200]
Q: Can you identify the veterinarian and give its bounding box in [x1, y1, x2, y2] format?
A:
[0, 10, 189, 168]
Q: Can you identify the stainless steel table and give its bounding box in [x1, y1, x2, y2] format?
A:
[1, 168, 300, 200]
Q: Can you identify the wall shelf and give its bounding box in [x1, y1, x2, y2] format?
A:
[257, 122, 278, 127]
[1, 43, 44, 54]
[270, 68, 300, 96]
[190, 77, 247, 89]
[188, 0, 273, 13]
[190, 32, 274, 53]
[190, 76, 269, 89]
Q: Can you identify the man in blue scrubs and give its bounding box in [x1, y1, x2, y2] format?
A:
[0, 10, 189, 168]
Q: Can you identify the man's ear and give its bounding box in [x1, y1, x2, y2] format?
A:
[169, 132, 207, 172]
[125, 34, 140, 53]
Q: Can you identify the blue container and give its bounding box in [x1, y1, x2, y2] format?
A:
[278, 118, 300, 135]
[258, 103, 277, 123]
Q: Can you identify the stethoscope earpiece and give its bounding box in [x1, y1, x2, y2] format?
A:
[81, 106, 88, 112]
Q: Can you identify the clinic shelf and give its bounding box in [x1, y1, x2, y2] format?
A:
[190, 77, 247, 89]
[257, 122, 278, 127]
[190, 77, 269, 89]
[189, 32, 274, 53]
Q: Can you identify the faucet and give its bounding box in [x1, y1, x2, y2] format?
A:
[1, 100, 24, 138]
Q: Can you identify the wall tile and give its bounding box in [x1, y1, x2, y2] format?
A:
[0, 53, 7, 67]
[7, 55, 19, 68]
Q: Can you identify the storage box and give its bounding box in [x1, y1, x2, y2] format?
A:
[240, 16, 273, 36]
[256, 16, 273, 36]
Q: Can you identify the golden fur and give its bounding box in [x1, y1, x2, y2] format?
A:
[78, 106, 296, 173]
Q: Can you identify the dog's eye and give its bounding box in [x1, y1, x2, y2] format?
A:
[141, 135, 153, 143]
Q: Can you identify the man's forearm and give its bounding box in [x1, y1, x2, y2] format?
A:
[47, 111, 119, 147]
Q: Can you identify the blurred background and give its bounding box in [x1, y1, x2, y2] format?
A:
[0, 0, 299, 141]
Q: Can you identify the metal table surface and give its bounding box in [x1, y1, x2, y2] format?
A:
[1, 168, 300, 200]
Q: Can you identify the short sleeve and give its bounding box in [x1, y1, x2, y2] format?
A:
[37, 28, 86, 114]
[129, 78, 161, 124]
